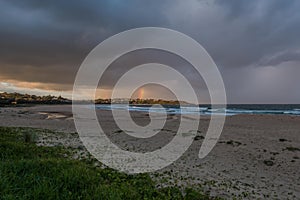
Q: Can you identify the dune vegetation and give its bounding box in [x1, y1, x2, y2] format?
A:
[0, 127, 220, 200]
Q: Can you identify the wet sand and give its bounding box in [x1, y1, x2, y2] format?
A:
[0, 105, 299, 199]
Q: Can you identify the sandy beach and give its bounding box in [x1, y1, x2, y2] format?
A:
[0, 105, 299, 199]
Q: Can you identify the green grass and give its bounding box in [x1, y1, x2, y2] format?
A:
[0, 127, 216, 200]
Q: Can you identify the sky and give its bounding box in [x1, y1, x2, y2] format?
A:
[0, 0, 300, 103]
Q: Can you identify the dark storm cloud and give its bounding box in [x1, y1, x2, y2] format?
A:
[0, 0, 299, 102]
[0, 0, 169, 84]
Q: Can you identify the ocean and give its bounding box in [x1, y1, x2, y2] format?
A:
[95, 104, 300, 116]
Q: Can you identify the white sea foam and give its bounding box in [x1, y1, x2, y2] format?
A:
[94, 105, 300, 116]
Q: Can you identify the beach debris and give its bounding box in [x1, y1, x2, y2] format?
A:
[218, 140, 242, 147]
[279, 138, 288, 142]
[263, 160, 274, 166]
[194, 135, 205, 141]
[284, 147, 300, 152]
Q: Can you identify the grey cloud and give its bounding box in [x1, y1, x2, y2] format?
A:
[168, 0, 300, 68]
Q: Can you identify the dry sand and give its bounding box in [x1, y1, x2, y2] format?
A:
[0, 105, 299, 199]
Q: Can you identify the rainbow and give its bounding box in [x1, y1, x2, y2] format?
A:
[138, 88, 144, 99]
